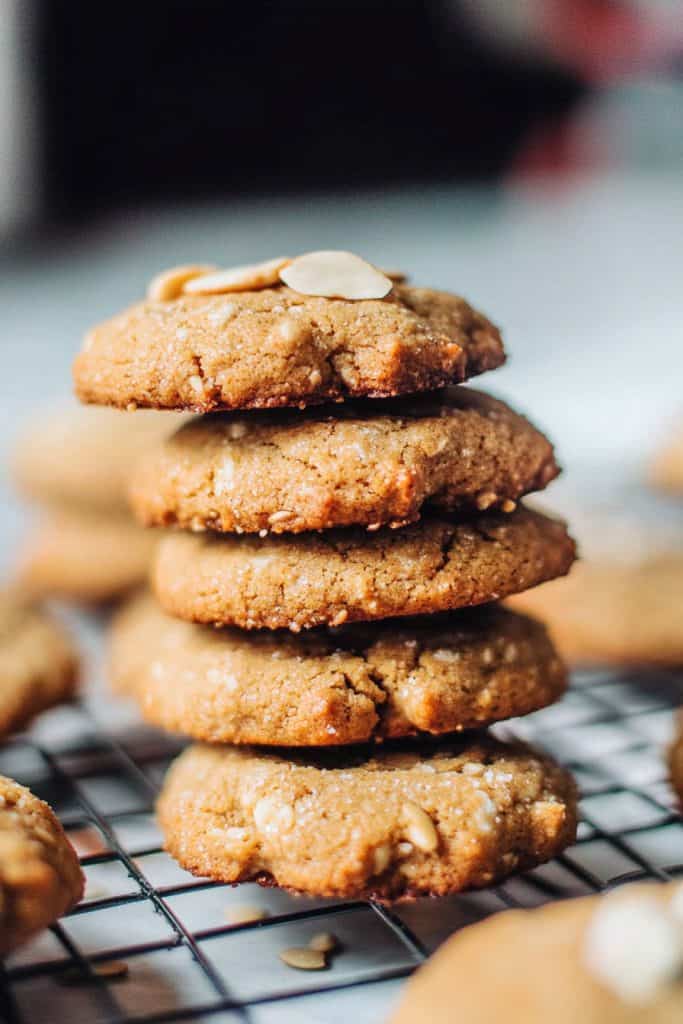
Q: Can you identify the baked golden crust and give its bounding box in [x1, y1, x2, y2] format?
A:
[153, 505, 576, 631]
[130, 389, 558, 534]
[0, 775, 83, 955]
[110, 593, 566, 746]
[73, 285, 504, 412]
[158, 738, 576, 900]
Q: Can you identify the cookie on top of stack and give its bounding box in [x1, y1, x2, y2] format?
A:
[75, 251, 578, 900]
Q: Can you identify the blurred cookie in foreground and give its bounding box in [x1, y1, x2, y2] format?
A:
[509, 504, 683, 666]
[0, 589, 78, 736]
[12, 404, 185, 604]
[158, 737, 576, 900]
[110, 593, 566, 746]
[391, 880, 683, 1023]
[669, 710, 683, 806]
[16, 510, 157, 605]
[650, 419, 683, 495]
[0, 775, 83, 955]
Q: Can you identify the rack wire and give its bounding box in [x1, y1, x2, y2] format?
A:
[1, 650, 682, 1023]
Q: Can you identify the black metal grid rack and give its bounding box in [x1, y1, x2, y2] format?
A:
[1, 659, 682, 1023]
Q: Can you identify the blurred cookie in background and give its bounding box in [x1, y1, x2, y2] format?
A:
[650, 419, 683, 495]
[509, 494, 683, 667]
[0, 588, 78, 736]
[12, 405, 186, 604]
[16, 510, 157, 606]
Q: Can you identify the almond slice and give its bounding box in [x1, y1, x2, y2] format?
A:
[147, 264, 217, 301]
[280, 250, 393, 300]
[183, 257, 290, 295]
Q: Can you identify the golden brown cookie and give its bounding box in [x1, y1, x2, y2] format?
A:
[73, 284, 504, 412]
[670, 710, 683, 805]
[16, 510, 157, 605]
[13, 404, 188, 514]
[158, 738, 576, 900]
[0, 590, 78, 737]
[130, 389, 558, 534]
[153, 505, 575, 631]
[391, 882, 683, 1023]
[110, 593, 566, 746]
[510, 555, 683, 666]
[0, 775, 83, 955]
[650, 420, 683, 494]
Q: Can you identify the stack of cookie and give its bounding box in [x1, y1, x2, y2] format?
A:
[75, 251, 578, 900]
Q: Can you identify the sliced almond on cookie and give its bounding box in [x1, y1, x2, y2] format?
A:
[147, 264, 217, 301]
[279, 250, 393, 300]
[183, 257, 290, 295]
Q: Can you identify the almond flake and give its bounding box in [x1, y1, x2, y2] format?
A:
[184, 257, 290, 295]
[147, 264, 217, 301]
[401, 801, 439, 853]
[280, 250, 392, 300]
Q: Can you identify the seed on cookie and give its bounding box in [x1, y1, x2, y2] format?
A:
[401, 802, 439, 853]
[279, 250, 393, 300]
[183, 257, 290, 295]
[147, 264, 217, 301]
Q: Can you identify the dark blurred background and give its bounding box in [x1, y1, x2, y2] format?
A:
[3, 0, 681, 235]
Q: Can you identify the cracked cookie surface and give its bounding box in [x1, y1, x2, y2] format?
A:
[0, 590, 78, 737]
[153, 505, 576, 630]
[158, 738, 577, 900]
[130, 388, 558, 534]
[73, 284, 504, 412]
[110, 593, 566, 746]
[0, 775, 83, 955]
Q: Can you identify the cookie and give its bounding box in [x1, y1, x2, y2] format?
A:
[153, 505, 575, 631]
[73, 284, 504, 413]
[16, 510, 157, 605]
[13, 404, 188, 514]
[0, 775, 83, 955]
[651, 421, 683, 494]
[157, 737, 577, 900]
[130, 389, 558, 534]
[110, 592, 566, 746]
[670, 710, 683, 805]
[0, 591, 78, 737]
[510, 555, 683, 666]
[391, 882, 683, 1023]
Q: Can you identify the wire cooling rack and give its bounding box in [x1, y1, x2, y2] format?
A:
[1, 623, 682, 1024]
